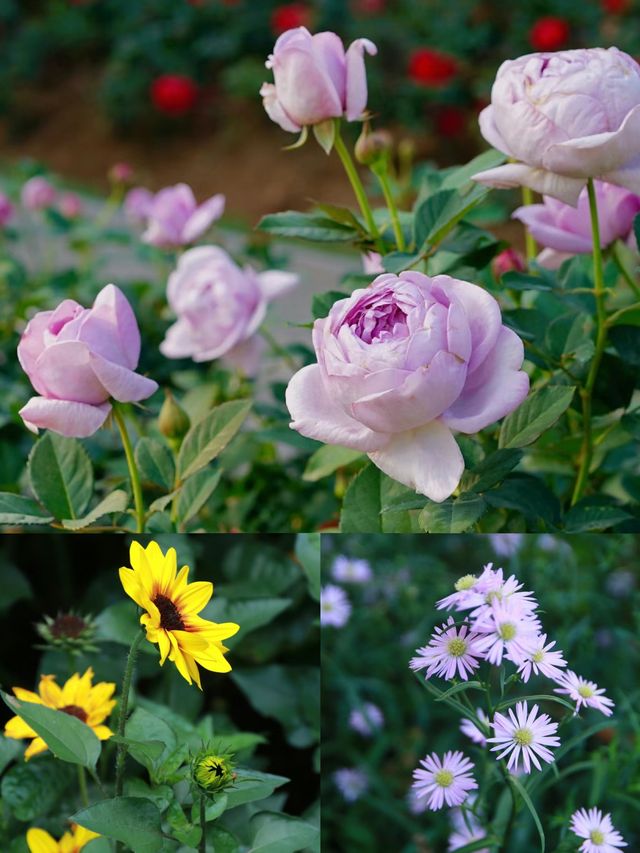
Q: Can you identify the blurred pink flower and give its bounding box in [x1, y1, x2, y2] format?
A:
[362, 251, 384, 274]
[59, 193, 83, 219]
[0, 193, 14, 227]
[142, 184, 225, 248]
[570, 807, 627, 852]
[21, 177, 56, 211]
[554, 671, 615, 717]
[124, 187, 155, 224]
[109, 162, 134, 184]
[492, 248, 526, 278]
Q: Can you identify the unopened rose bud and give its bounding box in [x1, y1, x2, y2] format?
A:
[355, 128, 392, 166]
[492, 248, 526, 278]
[59, 193, 83, 219]
[158, 390, 191, 443]
[109, 162, 134, 185]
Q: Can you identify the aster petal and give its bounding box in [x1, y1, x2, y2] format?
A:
[19, 397, 111, 438]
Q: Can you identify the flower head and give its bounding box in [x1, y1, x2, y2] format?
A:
[27, 825, 99, 853]
[570, 807, 627, 853]
[321, 584, 351, 627]
[449, 806, 489, 852]
[4, 668, 116, 760]
[412, 751, 477, 810]
[518, 634, 567, 683]
[349, 702, 384, 736]
[119, 540, 239, 688]
[332, 555, 372, 583]
[124, 187, 155, 224]
[35, 611, 98, 655]
[554, 671, 615, 717]
[142, 183, 225, 248]
[410, 617, 485, 681]
[473, 598, 541, 667]
[193, 747, 236, 794]
[333, 767, 368, 802]
[488, 701, 560, 773]
[460, 708, 491, 746]
[21, 176, 56, 211]
[151, 74, 198, 116]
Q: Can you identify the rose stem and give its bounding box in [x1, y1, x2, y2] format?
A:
[371, 161, 406, 251]
[333, 121, 383, 250]
[571, 178, 608, 505]
[521, 185, 538, 266]
[113, 404, 145, 533]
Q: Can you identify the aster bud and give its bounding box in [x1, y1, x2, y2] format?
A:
[355, 127, 393, 166]
[158, 390, 191, 445]
[192, 747, 236, 795]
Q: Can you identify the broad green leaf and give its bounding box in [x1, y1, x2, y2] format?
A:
[303, 445, 363, 481]
[609, 324, 640, 367]
[178, 399, 251, 480]
[224, 769, 289, 809]
[94, 601, 154, 652]
[381, 251, 422, 273]
[509, 775, 545, 852]
[499, 386, 576, 448]
[135, 437, 175, 490]
[177, 467, 222, 525]
[167, 799, 201, 847]
[440, 148, 506, 190]
[257, 211, 358, 242]
[564, 502, 633, 532]
[1, 755, 73, 821]
[203, 598, 292, 644]
[28, 432, 93, 519]
[340, 463, 382, 533]
[295, 533, 320, 600]
[314, 202, 363, 231]
[419, 495, 487, 533]
[0, 565, 32, 614]
[71, 797, 163, 853]
[1, 691, 101, 769]
[485, 475, 560, 524]
[501, 271, 553, 292]
[0, 493, 53, 526]
[208, 826, 241, 852]
[249, 811, 319, 853]
[462, 449, 523, 493]
[0, 734, 22, 774]
[123, 707, 177, 776]
[61, 490, 128, 530]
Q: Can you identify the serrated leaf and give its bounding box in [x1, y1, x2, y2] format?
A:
[340, 463, 382, 533]
[564, 502, 633, 532]
[419, 495, 486, 533]
[28, 433, 93, 519]
[176, 467, 222, 525]
[71, 797, 163, 853]
[61, 490, 128, 530]
[178, 399, 251, 480]
[485, 474, 560, 524]
[257, 211, 358, 242]
[462, 449, 523, 493]
[0, 493, 53, 526]
[499, 386, 576, 448]
[135, 437, 175, 490]
[303, 445, 363, 481]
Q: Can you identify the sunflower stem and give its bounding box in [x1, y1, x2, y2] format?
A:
[333, 121, 383, 250]
[199, 793, 207, 853]
[113, 404, 145, 533]
[114, 629, 145, 801]
[77, 765, 89, 808]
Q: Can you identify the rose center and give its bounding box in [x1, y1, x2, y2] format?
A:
[447, 638, 467, 658]
[153, 594, 185, 631]
[455, 575, 477, 591]
[499, 622, 516, 641]
[513, 727, 533, 747]
[590, 830, 605, 844]
[60, 704, 88, 723]
[434, 769, 454, 788]
[578, 685, 594, 699]
[347, 299, 408, 344]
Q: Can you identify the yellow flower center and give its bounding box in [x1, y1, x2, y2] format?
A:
[513, 727, 533, 747]
[590, 830, 605, 844]
[153, 593, 185, 631]
[447, 637, 467, 658]
[434, 769, 454, 788]
[578, 685, 594, 698]
[455, 575, 477, 591]
[499, 622, 516, 641]
[60, 704, 88, 723]
[532, 650, 544, 663]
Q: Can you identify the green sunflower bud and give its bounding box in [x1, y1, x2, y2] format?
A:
[192, 748, 236, 795]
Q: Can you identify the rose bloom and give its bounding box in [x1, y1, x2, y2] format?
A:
[151, 74, 198, 115]
[142, 183, 225, 248]
[260, 27, 377, 132]
[286, 271, 529, 502]
[58, 192, 83, 219]
[124, 187, 155, 224]
[160, 246, 298, 376]
[513, 181, 640, 268]
[18, 284, 158, 437]
[0, 192, 14, 227]
[21, 176, 56, 211]
[473, 48, 640, 205]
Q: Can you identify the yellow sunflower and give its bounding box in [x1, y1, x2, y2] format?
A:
[4, 667, 116, 760]
[119, 540, 239, 689]
[26, 824, 99, 853]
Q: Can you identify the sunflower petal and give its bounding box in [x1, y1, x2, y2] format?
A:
[4, 715, 37, 740]
[176, 581, 213, 615]
[24, 737, 49, 760]
[26, 828, 59, 853]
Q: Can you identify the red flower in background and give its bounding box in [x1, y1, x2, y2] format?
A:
[408, 49, 458, 87]
[151, 74, 198, 116]
[351, 0, 386, 14]
[271, 4, 312, 35]
[434, 105, 467, 137]
[602, 0, 629, 11]
[529, 17, 570, 51]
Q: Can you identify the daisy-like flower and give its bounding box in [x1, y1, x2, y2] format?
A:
[449, 811, 490, 853]
[27, 825, 99, 853]
[333, 767, 368, 802]
[349, 702, 384, 736]
[488, 701, 560, 774]
[518, 634, 567, 683]
[437, 564, 537, 621]
[410, 617, 485, 681]
[412, 751, 477, 810]
[460, 708, 491, 746]
[473, 599, 541, 666]
[489, 533, 524, 556]
[436, 572, 480, 611]
[119, 540, 239, 689]
[332, 556, 372, 583]
[321, 584, 351, 627]
[554, 671, 615, 717]
[4, 668, 115, 760]
[407, 786, 428, 815]
[570, 807, 627, 853]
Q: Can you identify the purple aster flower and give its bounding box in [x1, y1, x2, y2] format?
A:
[349, 702, 384, 736]
[332, 555, 372, 583]
[436, 572, 481, 611]
[605, 570, 635, 598]
[412, 751, 477, 810]
[460, 708, 491, 746]
[473, 598, 541, 666]
[570, 807, 627, 853]
[321, 584, 351, 628]
[449, 807, 490, 853]
[554, 671, 615, 717]
[489, 533, 524, 556]
[407, 786, 428, 815]
[518, 634, 567, 683]
[333, 767, 368, 802]
[488, 701, 560, 774]
[410, 617, 485, 681]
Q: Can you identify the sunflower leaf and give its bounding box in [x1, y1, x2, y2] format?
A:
[71, 797, 163, 853]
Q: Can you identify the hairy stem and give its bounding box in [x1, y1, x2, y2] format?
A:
[114, 630, 145, 798]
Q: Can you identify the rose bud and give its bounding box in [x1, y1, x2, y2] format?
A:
[492, 248, 526, 278]
[21, 177, 56, 211]
[158, 390, 191, 443]
[109, 162, 134, 184]
[59, 193, 83, 219]
[355, 128, 393, 166]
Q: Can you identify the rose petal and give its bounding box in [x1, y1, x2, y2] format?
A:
[35, 340, 108, 405]
[182, 194, 225, 243]
[272, 46, 343, 126]
[512, 205, 593, 253]
[259, 83, 301, 133]
[19, 398, 111, 438]
[478, 105, 513, 156]
[223, 336, 265, 377]
[89, 353, 158, 403]
[472, 163, 585, 206]
[256, 269, 299, 302]
[79, 284, 141, 370]
[536, 248, 573, 269]
[344, 38, 377, 121]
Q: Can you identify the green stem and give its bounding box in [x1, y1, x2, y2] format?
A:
[501, 771, 517, 853]
[260, 326, 298, 371]
[199, 793, 206, 853]
[607, 300, 640, 327]
[114, 629, 145, 799]
[571, 178, 608, 506]
[77, 765, 89, 808]
[113, 405, 145, 533]
[611, 242, 640, 299]
[372, 162, 405, 251]
[521, 186, 538, 266]
[333, 122, 382, 248]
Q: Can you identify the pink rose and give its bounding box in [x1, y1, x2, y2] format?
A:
[286, 272, 529, 502]
[18, 285, 158, 438]
[362, 251, 384, 274]
[124, 187, 155, 225]
[142, 184, 225, 248]
[0, 193, 14, 227]
[513, 181, 640, 268]
[21, 177, 56, 211]
[473, 48, 640, 205]
[260, 27, 377, 132]
[492, 248, 526, 278]
[160, 246, 298, 376]
[59, 193, 83, 219]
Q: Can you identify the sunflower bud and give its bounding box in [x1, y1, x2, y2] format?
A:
[355, 127, 393, 166]
[192, 748, 236, 795]
[158, 390, 191, 445]
[35, 612, 98, 654]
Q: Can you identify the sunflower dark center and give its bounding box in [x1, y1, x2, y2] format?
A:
[153, 594, 185, 631]
[60, 704, 88, 723]
[51, 614, 87, 639]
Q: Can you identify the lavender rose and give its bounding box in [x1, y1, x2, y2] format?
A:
[21, 177, 56, 211]
[473, 48, 640, 205]
[18, 285, 158, 438]
[142, 183, 225, 248]
[260, 27, 377, 132]
[513, 181, 640, 268]
[160, 246, 298, 375]
[124, 187, 155, 224]
[286, 272, 529, 502]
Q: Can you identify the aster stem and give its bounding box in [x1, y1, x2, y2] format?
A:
[113, 404, 145, 533]
[199, 793, 206, 853]
[114, 628, 145, 803]
[371, 161, 406, 251]
[571, 178, 608, 506]
[77, 765, 89, 808]
[521, 186, 538, 266]
[333, 122, 382, 249]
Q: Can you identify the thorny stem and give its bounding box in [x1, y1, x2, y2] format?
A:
[113, 405, 145, 533]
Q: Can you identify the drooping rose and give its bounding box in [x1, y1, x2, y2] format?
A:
[21, 177, 56, 211]
[160, 246, 298, 376]
[142, 184, 225, 249]
[513, 181, 640, 268]
[18, 285, 158, 437]
[286, 272, 529, 502]
[473, 48, 640, 205]
[260, 27, 377, 132]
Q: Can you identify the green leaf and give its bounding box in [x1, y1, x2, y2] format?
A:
[303, 445, 363, 481]
[0, 734, 21, 774]
[203, 597, 292, 642]
[1, 755, 73, 821]
[0, 691, 101, 768]
[485, 475, 560, 524]
[434, 681, 484, 701]
[446, 838, 499, 853]
[0, 493, 53, 526]
[315, 203, 363, 231]
[61, 490, 128, 530]
[419, 495, 486, 533]
[462, 449, 523, 493]
[178, 399, 251, 480]
[135, 437, 175, 491]
[295, 533, 320, 600]
[0, 565, 32, 614]
[499, 386, 576, 448]
[167, 799, 201, 847]
[257, 211, 358, 242]
[509, 775, 545, 852]
[224, 769, 289, 809]
[564, 502, 633, 532]
[609, 324, 640, 367]
[495, 694, 577, 715]
[28, 432, 93, 519]
[312, 118, 336, 154]
[249, 811, 319, 853]
[71, 797, 164, 853]
[501, 271, 553, 292]
[311, 290, 348, 320]
[340, 463, 382, 533]
[381, 251, 422, 273]
[176, 467, 222, 525]
[123, 707, 177, 776]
